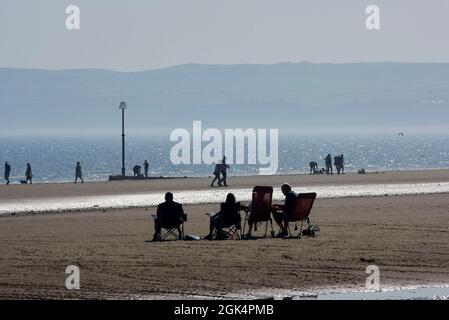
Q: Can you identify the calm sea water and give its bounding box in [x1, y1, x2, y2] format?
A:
[0, 134, 448, 183]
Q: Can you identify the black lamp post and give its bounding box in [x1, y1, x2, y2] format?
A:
[119, 101, 127, 176]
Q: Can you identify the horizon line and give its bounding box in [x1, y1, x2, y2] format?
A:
[2, 125, 449, 137]
[1, 60, 449, 73]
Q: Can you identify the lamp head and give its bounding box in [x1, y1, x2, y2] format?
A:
[119, 101, 127, 110]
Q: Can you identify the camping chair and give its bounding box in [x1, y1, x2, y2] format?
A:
[242, 186, 275, 238]
[285, 193, 317, 238]
[205, 211, 242, 240]
[151, 212, 187, 241]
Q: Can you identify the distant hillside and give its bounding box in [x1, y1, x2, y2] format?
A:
[1, 63, 448, 131]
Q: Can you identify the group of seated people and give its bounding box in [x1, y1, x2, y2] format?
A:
[152, 183, 297, 241]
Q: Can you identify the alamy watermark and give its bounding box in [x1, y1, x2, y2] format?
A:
[65, 265, 80, 290]
[169, 121, 278, 175]
[365, 265, 380, 290]
[365, 5, 380, 30]
[64, 5, 379, 32]
[65, 5, 80, 30]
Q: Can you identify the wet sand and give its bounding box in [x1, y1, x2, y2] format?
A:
[0, 188, 448, 298]
[1, 169, 449, 201]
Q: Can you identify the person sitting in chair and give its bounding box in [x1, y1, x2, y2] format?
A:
[152, 192, 185, 241]
[272, 183, 297, 237]
[204, 193, 247, 240]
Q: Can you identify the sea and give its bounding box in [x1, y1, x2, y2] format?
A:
[1, 133, 448, 184]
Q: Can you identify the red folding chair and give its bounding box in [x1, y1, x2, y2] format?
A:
[243, 186, 275, 238]
[286, 193, 317, 237]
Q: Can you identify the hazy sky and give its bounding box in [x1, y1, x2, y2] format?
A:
[1, 0, 448, 71]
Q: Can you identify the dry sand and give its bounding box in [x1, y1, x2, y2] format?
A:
[0, 170, 448, 299]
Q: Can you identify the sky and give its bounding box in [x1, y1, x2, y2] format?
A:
[1, 0, 448, 71]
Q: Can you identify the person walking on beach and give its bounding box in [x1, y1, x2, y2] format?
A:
[75, 162, 84, 183]
[4, 162, 11, 185]
[219, 156, 230, 187]
[325, 154, 332, 175]
[340, 154, 345, 174]
[334, 155, 341, 174]
[144, 160, 149, 178]
[25, 163, 33, 184]
[210, 162, 222, 187]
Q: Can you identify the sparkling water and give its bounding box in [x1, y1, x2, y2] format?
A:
[0, 134, 448, 183]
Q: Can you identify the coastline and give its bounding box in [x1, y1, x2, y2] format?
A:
[2, 168, 449, 201]
[1, 169, 449, 216]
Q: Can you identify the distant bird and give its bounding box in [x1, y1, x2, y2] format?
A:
[398, 133, 404, 136]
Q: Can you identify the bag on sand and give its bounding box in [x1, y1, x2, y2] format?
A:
[184, 234, 200, 241]
[302, 225, 320, 237]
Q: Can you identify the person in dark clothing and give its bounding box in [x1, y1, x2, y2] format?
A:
[325, 154, 333, 175]
[133, 165, 142, 177]
[309, 161, 318, 174]
[219, 156, 230, 186]
[333, 154, 345, 174]
[334, 155, 341, 174]
[152, 192, 185, 241]
[204, 193, 248, 240]
[272, 183, 298, 237]
[210, 162, 222, 187]
[75, 162, 84, 183]
[25, 163, 33, 184]
[340, 154, 345, 174]
[4, 162, 11, 185]
[143, 160, 149, 178]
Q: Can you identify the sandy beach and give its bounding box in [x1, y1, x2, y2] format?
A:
[0, 170, 448, 299]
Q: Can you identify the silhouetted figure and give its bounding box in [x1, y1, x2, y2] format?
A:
[4, 162, 11, 185]
[272, 183, 298, 237]
[75, 162, 84, 183]
[334, 156, 341, 174]
[309, 161, 318, 174]
[144, 160, 149, 178]
[210, 162, 222, 187]
[219, 156, 230, 187]
[152, 192, 185, 241]
[325, 154, 333, 175]
[25, 163, 33, 184]
[340, 154, 345, 174]
[133, 165, 142, 177]
[204, 193, 246, 240]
